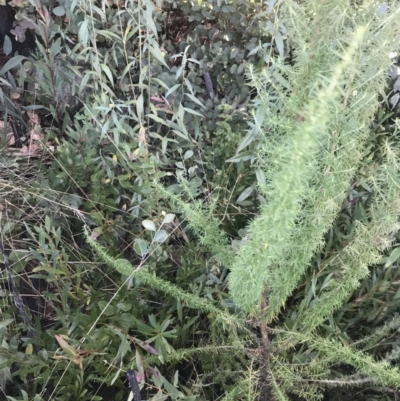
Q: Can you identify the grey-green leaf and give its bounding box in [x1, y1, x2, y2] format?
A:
[274, 29, 285, 59]
[0, 318, 14, 329]
[142, 220, 156, 231]
[236, 186, 254, 204]
[134, 239, 148, 256]
[184, 150, 193, 160]
[53, 6, 66, 16]
[154, 230, 168, 243]
[385, 247, 400, 268]
[0, 55, 25, 75]
[162, 214, 175, 224]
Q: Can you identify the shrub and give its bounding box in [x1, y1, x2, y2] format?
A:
[1, 0, 400, 401]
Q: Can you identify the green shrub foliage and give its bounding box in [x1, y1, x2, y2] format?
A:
[1, 0, 400, 400]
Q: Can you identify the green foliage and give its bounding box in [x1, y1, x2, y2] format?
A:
[228, 1, 400, 315]
[85, 226, 247, 333]
[2, 0, 400, 400]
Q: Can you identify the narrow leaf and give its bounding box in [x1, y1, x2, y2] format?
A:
[274, 29, 284, 59]
[0, 56, 25, 75]
[385, 247, 400, 268]
[236, 186, 254, 204]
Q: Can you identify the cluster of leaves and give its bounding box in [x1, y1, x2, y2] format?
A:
[0, 0, 284, 400]
[2, 1, 400, 401]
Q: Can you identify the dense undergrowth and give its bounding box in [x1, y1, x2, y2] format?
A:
[1, 0, 400, 400]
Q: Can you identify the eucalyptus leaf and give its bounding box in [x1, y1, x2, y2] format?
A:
[0, 56, 25, 75]
[274, 29, 285, 59]
[236, 186, 254, 204]
[385, 247, 400, 268]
